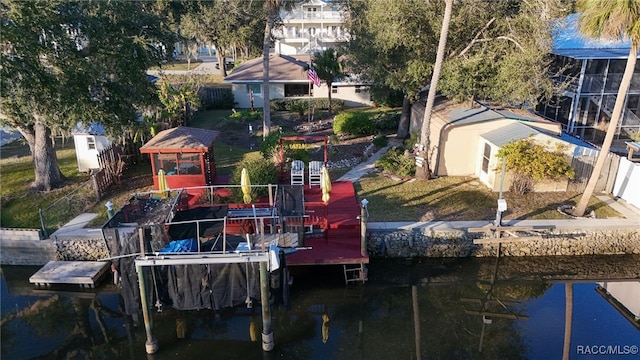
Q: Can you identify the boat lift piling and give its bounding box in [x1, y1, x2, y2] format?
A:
[133, 224, 274, 355]
[137, 227, 158, 354]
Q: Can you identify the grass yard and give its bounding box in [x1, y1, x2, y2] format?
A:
[1, 107, 624, 230]
[356, 173, 621, 222]
[149, 59, 203, 71]
[0, 141, 92, 229]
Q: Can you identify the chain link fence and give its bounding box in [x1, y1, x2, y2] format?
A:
[39, 180, 98, 238]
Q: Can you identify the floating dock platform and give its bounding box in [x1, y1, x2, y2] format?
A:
[29, 261, 110, 288]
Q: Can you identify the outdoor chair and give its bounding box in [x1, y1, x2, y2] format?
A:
[291, 160, 305, 185]
[308, 161, 322, 187]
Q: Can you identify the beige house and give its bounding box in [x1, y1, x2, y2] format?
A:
[224, 53, 372, 109]
[428, 103, 593, 192]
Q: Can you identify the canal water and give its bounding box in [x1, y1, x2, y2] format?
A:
[2, 255, 639, 360]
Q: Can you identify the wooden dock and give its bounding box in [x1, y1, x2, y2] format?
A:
[29, 261, 110, 288]
[287, 181, 369, 267]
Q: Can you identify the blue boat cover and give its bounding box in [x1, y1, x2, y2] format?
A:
[159, 238, 198, 253]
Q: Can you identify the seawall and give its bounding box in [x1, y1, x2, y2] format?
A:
[367, 219, 640, 258]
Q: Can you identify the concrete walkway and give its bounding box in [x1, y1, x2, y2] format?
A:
[337, 138, 403, 183]
[49, 213, 103, 240]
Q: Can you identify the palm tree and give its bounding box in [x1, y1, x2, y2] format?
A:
[261, 0, 279, 139]
[573, 0, 640, 216]
[313, 48, 343, 116]
[416, 0, 454, 180]
[261, 0, 299, 139]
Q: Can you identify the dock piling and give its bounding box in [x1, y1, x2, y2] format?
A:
[260, 261, 274, 351]
[137, 227, 158, 354]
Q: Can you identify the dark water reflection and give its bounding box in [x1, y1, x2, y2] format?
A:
[2, 255, 640, 360]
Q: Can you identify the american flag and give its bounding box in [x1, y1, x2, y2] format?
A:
[307, 66, 321, 87]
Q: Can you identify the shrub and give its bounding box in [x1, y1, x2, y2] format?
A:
[372, 134, 388, 147]
[270, 98, 344, 112]
[290, 148, 310, 163]
[231, 158, 279, 200]
[496, 138, 575, 195]
[230, 109, 262, 122]
[333, 112, 376, 136]
[370, 86, 404, 107]
[404, 130, 419, 149]
[373, 111, 401, 132]
[289, 101, 307, 117]
[260, 131, 282, 159]
[375, 146, 415, 177]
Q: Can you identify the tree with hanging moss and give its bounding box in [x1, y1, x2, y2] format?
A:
[0, 1, 175, 191]
[496, 138, 575, 195]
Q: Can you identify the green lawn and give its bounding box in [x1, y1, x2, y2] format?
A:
[149, 59, 203, 71]
[356, 173, 621, 222]
[1, 109, 623, 230]
[0, 141, 91, 229]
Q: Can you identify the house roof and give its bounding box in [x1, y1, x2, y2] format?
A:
[224, 54, 311, 83]
[140, 126, 220, 153]
[552, 13, 639, 60]
[443, 104, 556, 128]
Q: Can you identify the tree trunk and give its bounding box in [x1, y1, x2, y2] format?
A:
[397, 96, 411, 139]
[218, 45, 227, 77]
[327, 80, 332, 116]
[415, 0, 453, 180]
[18, 118, 65, 191]
[573, 43, 637, 216]
[262, 11, 276, 139]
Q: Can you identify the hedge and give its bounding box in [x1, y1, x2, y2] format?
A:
[270, 98, 344, 112]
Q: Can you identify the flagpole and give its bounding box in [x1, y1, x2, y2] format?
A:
[308, 62, 312, 129]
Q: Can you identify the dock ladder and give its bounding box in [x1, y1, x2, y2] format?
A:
[343, 263, 367, 284]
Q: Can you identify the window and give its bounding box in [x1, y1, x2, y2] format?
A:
[285, 84, 309, 97]
[355, 85, 368, 94]
[482, 143, 491, 173]
[246, 84, 261, 95]
[87, 136, 96, 150]
[332, 86, 338, 94]
[153, 153, 203, 175]
[154, 153, 177, 175]
[178, 153, 202, 175]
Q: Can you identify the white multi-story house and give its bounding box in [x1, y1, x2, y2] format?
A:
[273, 0, 349, 55]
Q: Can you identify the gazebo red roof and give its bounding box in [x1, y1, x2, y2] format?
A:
[140, 126, 220, 153]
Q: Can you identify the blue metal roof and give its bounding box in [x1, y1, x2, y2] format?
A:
[72, 122, 106, 135]
[552, 13, 638, 60]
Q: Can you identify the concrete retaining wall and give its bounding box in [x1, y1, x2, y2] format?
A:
[1, 227, 109, 265]
[0, 228, 42, 241]
[367, 226, 640, 258]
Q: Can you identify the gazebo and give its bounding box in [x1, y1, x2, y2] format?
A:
[140, 126, 220, 190]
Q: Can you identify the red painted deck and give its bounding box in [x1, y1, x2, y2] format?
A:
[286, 181, 369, 266]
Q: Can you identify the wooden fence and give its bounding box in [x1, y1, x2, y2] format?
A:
[199, 86, 233, 109]
[91, 144, 127, 200]
[568, 151, 621, 193]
